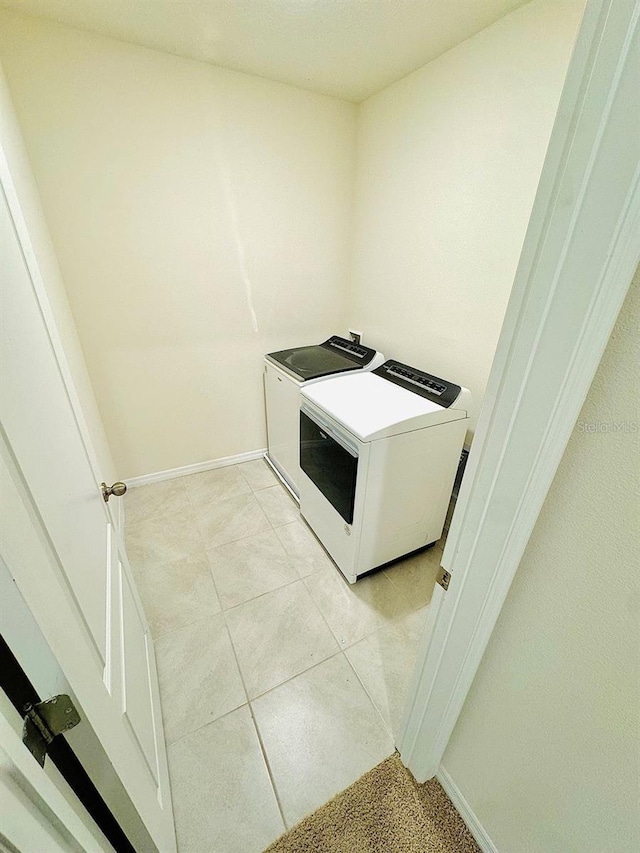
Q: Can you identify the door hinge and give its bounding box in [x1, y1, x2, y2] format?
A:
[436, 568, 451, 591]
[23, 694, 81, 766]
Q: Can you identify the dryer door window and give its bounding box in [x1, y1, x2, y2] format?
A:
[300, 410, 358, 525]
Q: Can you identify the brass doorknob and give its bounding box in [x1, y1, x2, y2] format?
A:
[101, 481, 127, 502]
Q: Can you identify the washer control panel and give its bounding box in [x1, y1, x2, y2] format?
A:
[322, 336, 376, 363]
[374, 360, 462, 408]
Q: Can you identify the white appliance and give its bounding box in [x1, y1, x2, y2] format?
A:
[264, 336, 385, 496]
[299, 359, 471, 583]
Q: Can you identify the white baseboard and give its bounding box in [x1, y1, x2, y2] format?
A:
[437, 766, 498, 853]
[125, 448, 267, 488]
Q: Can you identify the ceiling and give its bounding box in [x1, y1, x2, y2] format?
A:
[0, 0, 530, 102]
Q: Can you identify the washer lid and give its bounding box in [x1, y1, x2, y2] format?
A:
[301, 372, 468, 441]
[265, 336, 378, 381]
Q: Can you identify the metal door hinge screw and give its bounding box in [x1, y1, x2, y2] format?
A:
[23, 694, 81, 766]
[437, 568, 451, 591]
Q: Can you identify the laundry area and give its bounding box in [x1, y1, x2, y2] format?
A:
[0, 0, 590, 851]
[123, 313, 473, 849]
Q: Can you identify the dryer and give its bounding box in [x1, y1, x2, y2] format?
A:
[264, 336, 385, 496]
[299, 359, 471, 583]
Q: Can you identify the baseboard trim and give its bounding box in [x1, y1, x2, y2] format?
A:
[437, 766, 498, 853]
[125, 449, 267, 488]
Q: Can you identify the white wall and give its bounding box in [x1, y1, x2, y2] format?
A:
[0, 10, 356, 479]
[0, 0, 585, 478]
[348, 0, 584, 432]
[442, 268, 640, 853]
[0, 68, 116, 484]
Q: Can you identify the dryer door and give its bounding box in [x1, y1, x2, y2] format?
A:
[300, 407, 359, 525]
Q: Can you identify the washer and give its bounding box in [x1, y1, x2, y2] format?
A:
[298, 359, 471, 583]
[264, 336, 385, 496]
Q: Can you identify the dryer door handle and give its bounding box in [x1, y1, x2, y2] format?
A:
[300, 404, 359, 458]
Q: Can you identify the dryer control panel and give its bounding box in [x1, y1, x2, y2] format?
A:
[373, 360, 462, 408]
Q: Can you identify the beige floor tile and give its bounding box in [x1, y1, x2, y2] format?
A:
[124, 478, 191, 526]
[304, 565, 413, 648]
[274, 518, 335, 578]
[252, 654, 394, 828]
[238, 457, 279, 491]
[383, 544, 443, 609]
[126, 510, 205, 572]
[184, 465, 250, 508]
[124, 526, 148, 576]
[225, 581, 339, 698]
[255, 484, 299, 527]
[208, 529, 298, 610]
[344, 612, 427, 737]
[155, 615, 245, 744]
[168, 705, 284, 853]
[194, 492, 271, 549]
[135, 557, 221, 638]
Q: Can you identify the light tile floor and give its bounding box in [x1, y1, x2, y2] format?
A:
[125, 458, 444, 852]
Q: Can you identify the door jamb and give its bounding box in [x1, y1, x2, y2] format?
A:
[399, 0, 640, 781]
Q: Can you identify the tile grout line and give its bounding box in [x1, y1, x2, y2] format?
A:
[298, 571, 352, 653]
[217, 560, 345, 703]
[271, 515, 377, 653]
[236, 457, 282, 494]
[210, 512, 356, 825]
[134, 474, 249, 754]
[341, 647, 396, 744]
[299, 567, 398, 653]
[186, 466, 274, 547]
[129, 468, 294, 556]
[158, 603, 419, 747]
[254, 477, 301, 532]
[301, 553, 400, 741]
[247, 648, 344, 704]
[151, 610, 220, 644]
[211, 572, 295, 831]
[163, 700, 249, 750]
[207, 521, 335, 617]
[211, 572, 305, 615]
[246, 702, 288, 831]
[160, 560, 248, 750]
[219, 609, 288, 831]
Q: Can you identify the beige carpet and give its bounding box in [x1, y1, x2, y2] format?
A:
[265, 753, 480, 853]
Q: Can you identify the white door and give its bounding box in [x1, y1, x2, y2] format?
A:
[0, 172, 175, 847]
